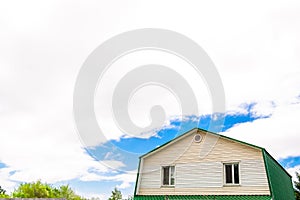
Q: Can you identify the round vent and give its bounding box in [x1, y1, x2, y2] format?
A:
[194, 134, 202, 143]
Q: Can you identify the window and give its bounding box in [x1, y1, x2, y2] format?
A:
[224, 163, 239, 185]
[162, 166, 175, 186]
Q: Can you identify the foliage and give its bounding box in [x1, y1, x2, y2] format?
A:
[11, 180, 84, 200]
[108, 187, 122, 200]
[1, 182, 128, 200]
[57, 185, 83, 200]
[126, 196, 134, 200]
[0, 193, 10, 198]
[0, 185, 9, 198]
[12, 180, 52, 198]
[0, 186, 6, 195]
[295, 172, 300, 200]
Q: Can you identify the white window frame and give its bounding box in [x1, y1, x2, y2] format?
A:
[161, 166, 175, 186]
[223, 163, 240, 186]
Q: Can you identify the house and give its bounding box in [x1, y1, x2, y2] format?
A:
[134, 128, 295, 200]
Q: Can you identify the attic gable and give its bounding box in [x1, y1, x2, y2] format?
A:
[140, 128, 263, 160]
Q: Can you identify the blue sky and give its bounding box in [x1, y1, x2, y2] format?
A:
[31, 107, 300, 197]
[1, 1, 300, 199]
[79, 103, 300, 197]
[108, 103, 263, 156]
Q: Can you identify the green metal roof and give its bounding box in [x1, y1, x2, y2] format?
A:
[133, 195, 271, 200]
[263, 150, 295, 200]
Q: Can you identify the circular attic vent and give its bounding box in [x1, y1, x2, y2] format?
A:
[194, 134, 202, 143]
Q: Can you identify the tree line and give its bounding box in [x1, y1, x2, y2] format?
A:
[0, 180, 127, 200]
[0, 180, 84, 199]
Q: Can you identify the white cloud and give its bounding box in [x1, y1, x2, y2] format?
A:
[250, 101, 275, 117]
[0, 167, 17, 193]
[80, 170, 137, 190]
[100, 160, 126, 170]
[0, 97, 111, 184]
[94, 50, 212, 142]
[0, 0, 300, 198]
[287, 165, 300, 183]
[222, 99, 300, 160]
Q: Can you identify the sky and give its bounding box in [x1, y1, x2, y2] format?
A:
[0, 0, 300, 199]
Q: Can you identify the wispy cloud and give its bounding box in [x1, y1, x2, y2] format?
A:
[80, 170, 137, 189]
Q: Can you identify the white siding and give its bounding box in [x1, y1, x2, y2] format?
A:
[137, 129, 270, 195]
[240, 159, 269, 186]
[140, 165, 160, 189]
[176, 162, 223, 188]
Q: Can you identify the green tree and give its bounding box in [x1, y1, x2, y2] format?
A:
[57, 185, 83, 200]
[295, 172, 300, 200]
[126, 196, 134, 200]
[12, 180, 84, 200]
[0, 186, 6, 195]
[12, 180, 52, 198]
[0, 185, 9, 198]
[108, 187, 122, 200]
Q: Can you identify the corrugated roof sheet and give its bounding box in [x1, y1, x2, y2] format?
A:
[263, 151, 295, 200]
[133, 195, 271, 200]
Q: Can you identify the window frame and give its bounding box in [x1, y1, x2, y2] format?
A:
[223, 162, 240, 186]
[161, 165, 175, 187]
